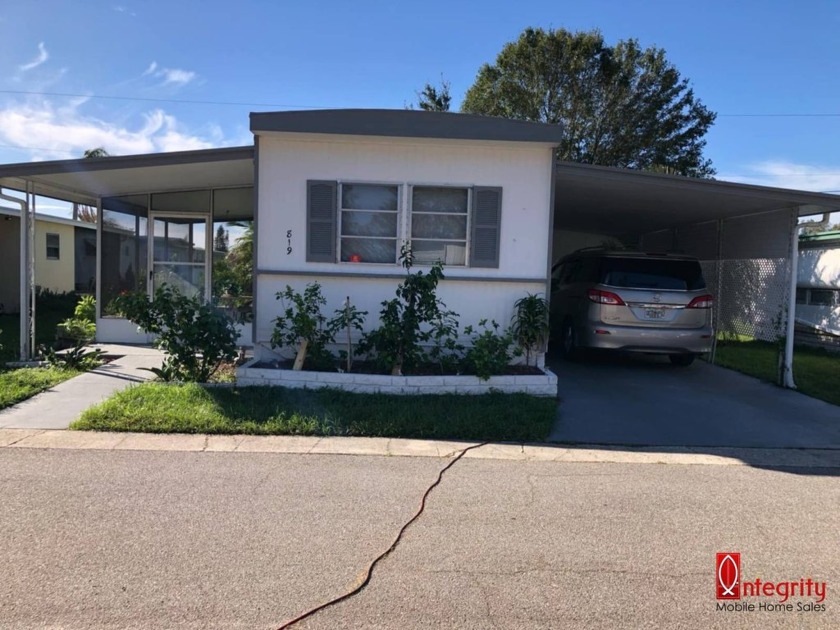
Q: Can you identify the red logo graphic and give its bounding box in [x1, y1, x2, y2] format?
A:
[716, 553, 741, 600]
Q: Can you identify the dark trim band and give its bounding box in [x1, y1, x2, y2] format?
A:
[256, 268, 546, 284]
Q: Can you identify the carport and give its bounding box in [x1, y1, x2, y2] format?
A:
[551, 161, 840, 388]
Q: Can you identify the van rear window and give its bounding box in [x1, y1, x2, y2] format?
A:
[600, 258, 706, 290]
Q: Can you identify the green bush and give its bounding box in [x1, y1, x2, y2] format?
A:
[511, 293, 549, 366]
[74, 295, 96, 321]
[271, 284, 336, 371]
[463, 319, 520, 380]
[358, 246, 458, 375]
[114, 286, 238, 382]
[56, 317, 96, 343]
[43, 344, 104, 371]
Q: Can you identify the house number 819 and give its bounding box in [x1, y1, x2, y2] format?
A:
[287, 230, 292, 255]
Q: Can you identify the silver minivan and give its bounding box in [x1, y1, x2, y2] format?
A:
[550, 248, 714, 366]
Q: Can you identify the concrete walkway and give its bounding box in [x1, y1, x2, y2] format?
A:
[2, 428, 839, 469]
[0, 344, 163, 430]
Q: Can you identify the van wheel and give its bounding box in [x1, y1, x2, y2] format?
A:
[560, 320, 580, 361]
[669, 354, 696, 367]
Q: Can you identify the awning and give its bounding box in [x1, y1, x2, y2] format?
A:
[555, 162, 840, 239]
[0, 146, 254, 205]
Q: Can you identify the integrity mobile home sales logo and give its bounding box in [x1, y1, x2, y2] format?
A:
[716, 553, 741, 599]
[715, 552, 827, 613]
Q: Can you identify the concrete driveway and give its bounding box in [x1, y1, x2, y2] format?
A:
[549, 353, 840, 448]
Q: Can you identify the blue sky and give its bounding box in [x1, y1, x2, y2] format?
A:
[2, 0, 840, 196]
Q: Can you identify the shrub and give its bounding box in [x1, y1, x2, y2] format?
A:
[511, 293, 550, 366]
[271, 284, 336, 370]
[114, 286, 238, 382]
[74, 295, 96, 322]
[463, 319, 519, 380]
[56, 317, 96, 343]
[56, 295, 97, 343]
[43, 344, 104, 371]
[358, 246, 458, 375]
[332, 296, 367, 373]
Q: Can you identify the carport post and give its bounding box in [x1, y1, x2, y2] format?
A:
[782, 209, 799, 389]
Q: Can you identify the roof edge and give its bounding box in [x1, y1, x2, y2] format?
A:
[0, 145, 254, 178]
[250, 109, 565, 144]
[555, 161, 840, 211]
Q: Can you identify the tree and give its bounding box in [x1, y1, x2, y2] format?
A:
[83, 147, 110, 158]
[214, 225, 229, 253]
[73, 148, 112, 221]
[461, 27, 716, 177]
[416, 78, 452, 112]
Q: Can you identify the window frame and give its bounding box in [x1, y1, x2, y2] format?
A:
[797, 288, 840, 306]
[408, 184, 471, 268]
[45, 232, 60, 260]
[337, 180, 402, 266]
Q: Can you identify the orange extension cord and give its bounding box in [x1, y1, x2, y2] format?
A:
[275, 442, 487, 629]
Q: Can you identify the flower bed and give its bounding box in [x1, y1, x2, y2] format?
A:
[236, 358, 557, 396]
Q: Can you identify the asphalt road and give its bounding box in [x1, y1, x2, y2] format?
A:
[1, 449, 838, 629]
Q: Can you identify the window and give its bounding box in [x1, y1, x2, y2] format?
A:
[808, 289, 837, 306]
[339, 184, 398, 264]
[410, 187, 468, 266]
[599, 258, 706, 291]
[46, 233, 60, 260]
[796, 288, 808, 305]
[306, 180, 502, 268]
[797, 288, 840, 306]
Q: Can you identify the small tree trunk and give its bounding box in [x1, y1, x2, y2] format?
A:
[293, 339, 308, 371]
[345, 298, 353, 373]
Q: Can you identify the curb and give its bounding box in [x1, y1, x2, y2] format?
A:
[1, 428, 839, 468]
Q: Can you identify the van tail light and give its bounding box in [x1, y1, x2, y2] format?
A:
[588, 289, 626, 306]
[687, 294, 714, 309]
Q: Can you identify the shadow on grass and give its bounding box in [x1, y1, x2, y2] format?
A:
[72, 383, 558, 443]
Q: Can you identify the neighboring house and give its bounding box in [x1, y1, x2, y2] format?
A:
[0, 207, 96, 313]
[797, 230, 840, 340]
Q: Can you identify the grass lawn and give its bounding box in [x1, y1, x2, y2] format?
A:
[0, 367, 81, 410]
[714, 340, 840, 407]
[72, 383, 558, 442]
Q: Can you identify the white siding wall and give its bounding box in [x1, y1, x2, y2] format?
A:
[254, 133, 554, 354]
[799, 247, 840, 288]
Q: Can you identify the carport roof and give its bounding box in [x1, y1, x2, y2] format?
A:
[2, 142, 839, 240]
[0, 146, 254, 205]
[555, 161, 840, 239]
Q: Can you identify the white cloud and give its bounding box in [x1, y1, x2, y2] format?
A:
[160, 68, 196, 86]
[719, 160, 840, 194]
[19, 42, 49, 72]
[114, 5, 137, 16]
[140, 61, 196, 86]
[0, 99, 221, 160]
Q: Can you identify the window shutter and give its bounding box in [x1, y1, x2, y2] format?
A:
[306, 180, 337, 262]
[470, 187, 502, 268]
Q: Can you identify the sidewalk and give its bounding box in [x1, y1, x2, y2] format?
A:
[0, 344, 164, 430]
[1, 429, 839, 468]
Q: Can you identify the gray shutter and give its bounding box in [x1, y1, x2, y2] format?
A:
[470, 187, 502, 268]
[306, 180, 337, 262]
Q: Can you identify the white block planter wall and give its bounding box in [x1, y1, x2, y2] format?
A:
[236, 358, 557, 397]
